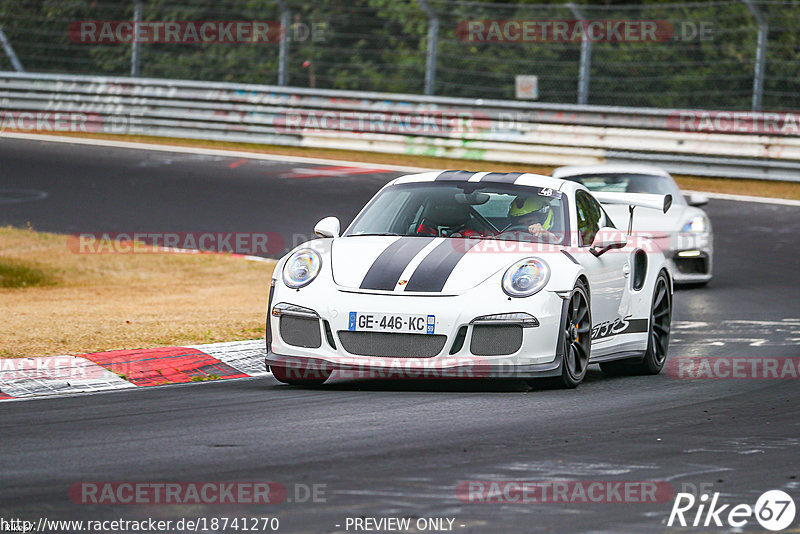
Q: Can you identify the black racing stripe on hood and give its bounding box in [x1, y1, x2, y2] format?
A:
[359, 237, 435, 291]
[404, 239, 481, 292]
[435, 170, 477, 181]
[480, 172, 523, 183]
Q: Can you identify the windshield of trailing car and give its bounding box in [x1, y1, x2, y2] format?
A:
[562, 173, 684, 204]
[344, 182, 570, 245]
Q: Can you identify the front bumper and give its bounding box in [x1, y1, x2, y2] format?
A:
[266, 351, 564, 379]
[667, 233, 713, 284]
[266, 282, 566, 379]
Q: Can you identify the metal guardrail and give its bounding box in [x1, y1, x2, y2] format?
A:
[1, 72, 799, 182]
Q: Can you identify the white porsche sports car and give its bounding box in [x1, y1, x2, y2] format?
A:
[266, 170, 674, 388]
[552, 164, 713, 285]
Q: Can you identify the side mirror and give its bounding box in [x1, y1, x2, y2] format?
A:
[590, 227, 628, 257]
[687, 193, 709, 207]
[314, 216, 340, 238]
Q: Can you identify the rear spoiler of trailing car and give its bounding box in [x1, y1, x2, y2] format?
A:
[593, 192, 672, 214]
[593, 192, 672, 235]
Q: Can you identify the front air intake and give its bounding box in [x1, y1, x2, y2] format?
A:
[469, 325, 523, 356]
[337, 331, 446, 358]
[279, 316, 322, 348]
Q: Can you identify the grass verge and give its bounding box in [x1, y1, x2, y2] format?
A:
[0, 225, 273, 358]
[26, 131, 800, 201]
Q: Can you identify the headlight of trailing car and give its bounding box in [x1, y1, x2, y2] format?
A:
[681, 215, 709, 234]
[282, 249, 321, 288]
[502, 258, 550, 297]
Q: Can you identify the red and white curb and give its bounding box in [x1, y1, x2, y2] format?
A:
[0, 340, 269, 401]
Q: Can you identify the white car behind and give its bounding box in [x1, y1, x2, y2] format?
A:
[552, 164, 713, 285]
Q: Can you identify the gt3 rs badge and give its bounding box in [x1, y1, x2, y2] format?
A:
[592, 315, 649, 340]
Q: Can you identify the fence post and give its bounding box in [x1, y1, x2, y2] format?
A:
[742, 0, 767, 111]
[0, 25, 24, 72]
[275, 0, 290, 86]
[131, 0, 142, 76]
[415, 0, 439, 96]
[567, 3, 591, 105]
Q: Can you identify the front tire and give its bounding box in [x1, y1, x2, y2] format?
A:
[555, 282, 592, 388]
[270, 364, 331, 386]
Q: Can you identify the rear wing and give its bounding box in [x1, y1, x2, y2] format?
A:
[593, 192, 672, 236]
[593, 192, 672, 214]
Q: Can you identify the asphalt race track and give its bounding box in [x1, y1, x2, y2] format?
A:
[1, 137, 799, 533]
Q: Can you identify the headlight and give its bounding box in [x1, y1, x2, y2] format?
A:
[502, 258, 550, 297]
[681, 215, 708, 234]
[282, 249, 321, 288]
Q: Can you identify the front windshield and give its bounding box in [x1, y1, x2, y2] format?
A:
[563, 173, 684, 203]
[344, 182, 570, 245]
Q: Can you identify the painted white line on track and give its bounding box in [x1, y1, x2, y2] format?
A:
[150, 245, 275, 263]
[0, 373, 268, 403]
[0, 132, 432, 172]
[682, 189, 800, 207]
[2, 132, 797, 207]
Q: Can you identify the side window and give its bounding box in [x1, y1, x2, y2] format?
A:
[575, 191, 603, 246]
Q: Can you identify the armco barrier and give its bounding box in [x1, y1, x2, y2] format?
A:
[1, 72, 798, 182]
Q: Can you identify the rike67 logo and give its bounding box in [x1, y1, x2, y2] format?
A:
[668, 490, 796, 531]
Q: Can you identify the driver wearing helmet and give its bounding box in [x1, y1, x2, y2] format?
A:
[507, 196, 555, 238]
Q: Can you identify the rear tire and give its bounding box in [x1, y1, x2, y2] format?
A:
[600, 271, 672, 376]
[270, 364, 331, 386]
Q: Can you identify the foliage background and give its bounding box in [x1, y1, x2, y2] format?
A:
[1, 0, 799, 110]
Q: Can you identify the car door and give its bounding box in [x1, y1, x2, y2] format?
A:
[572, 190, 628, 341]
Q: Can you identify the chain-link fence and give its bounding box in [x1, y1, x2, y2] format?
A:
[1, 0, 798, 111]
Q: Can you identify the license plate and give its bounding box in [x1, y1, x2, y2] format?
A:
[348, 312, 435, 334]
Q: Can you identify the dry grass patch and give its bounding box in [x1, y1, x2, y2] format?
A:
[0, 226, 274, 358]
[673, 175, 800, 201]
